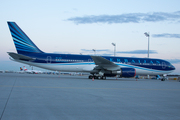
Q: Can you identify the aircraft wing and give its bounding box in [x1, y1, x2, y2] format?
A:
[90, 56, 120, 71]
[7, 52, 35, 61]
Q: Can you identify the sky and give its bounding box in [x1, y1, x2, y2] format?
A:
[0, 0, 180, 74]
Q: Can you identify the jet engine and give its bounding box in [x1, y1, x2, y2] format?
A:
[104, 68, 136, 78]
[120, 68, 136, 77]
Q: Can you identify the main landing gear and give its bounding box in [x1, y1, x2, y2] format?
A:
[88, 75, 106, 80]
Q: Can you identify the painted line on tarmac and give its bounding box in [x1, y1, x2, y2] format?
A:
[0, 85, 180, 91]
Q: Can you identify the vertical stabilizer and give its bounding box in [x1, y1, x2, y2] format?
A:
[20, 67, 23, 71]
[23, 66, 27, 71]
[7, 22, 43, 54]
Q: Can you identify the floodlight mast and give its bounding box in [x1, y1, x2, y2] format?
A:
[92, 49, 96, 55]
[112, 43, 116, 57]
[144, 32, 150, 58]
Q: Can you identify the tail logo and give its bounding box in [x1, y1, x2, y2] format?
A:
[7, 22, 43, 54]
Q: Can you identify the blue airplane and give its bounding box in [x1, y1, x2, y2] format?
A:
[7, 22, 175, 79]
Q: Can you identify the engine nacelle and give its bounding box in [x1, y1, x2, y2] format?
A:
[90, 68, 136, 78]
[112, 71, 121, 75]
[120, 68, 136, 78]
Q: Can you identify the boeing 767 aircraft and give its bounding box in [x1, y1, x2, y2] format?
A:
[7, 22, 175, 79]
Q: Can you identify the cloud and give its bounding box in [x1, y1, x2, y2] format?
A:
[166, 59, 180, 64]
[117, 50, 157, 54]
[81, 49, 110, 52]
[100, 53, 114, 56]
[72, 8, 78, 11]
[67, 11, 180, 24]
[81, 49, 157, 54]
[152, 33, 180, 38]
[53, 51, 72, 54]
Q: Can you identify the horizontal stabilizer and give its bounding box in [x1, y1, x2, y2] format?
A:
[7, 52, 35, 61]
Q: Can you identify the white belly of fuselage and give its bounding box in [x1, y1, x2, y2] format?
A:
[14, 60, 171, 75]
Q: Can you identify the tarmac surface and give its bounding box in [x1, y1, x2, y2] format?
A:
[0, 73, 180, 120]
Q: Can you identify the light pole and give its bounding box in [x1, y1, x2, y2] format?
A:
[112, 43, 116, 57]
[144, 32, 150, 58]
[92, 49, 96, 55]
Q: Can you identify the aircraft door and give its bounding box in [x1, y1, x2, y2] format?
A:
[47, 56, 51, 63]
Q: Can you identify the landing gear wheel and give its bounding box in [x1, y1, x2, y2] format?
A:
[89, 75, 93, 79]
[94, 76, 99, 79]
[101, 76, 106, 80]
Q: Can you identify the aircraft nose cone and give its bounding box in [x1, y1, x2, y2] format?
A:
[171, 65, 175, 70]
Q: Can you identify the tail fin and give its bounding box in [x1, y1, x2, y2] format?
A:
[7, 22, 43, 54]
[20, 67, 23, 71]
[23, 66, 27, 71]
